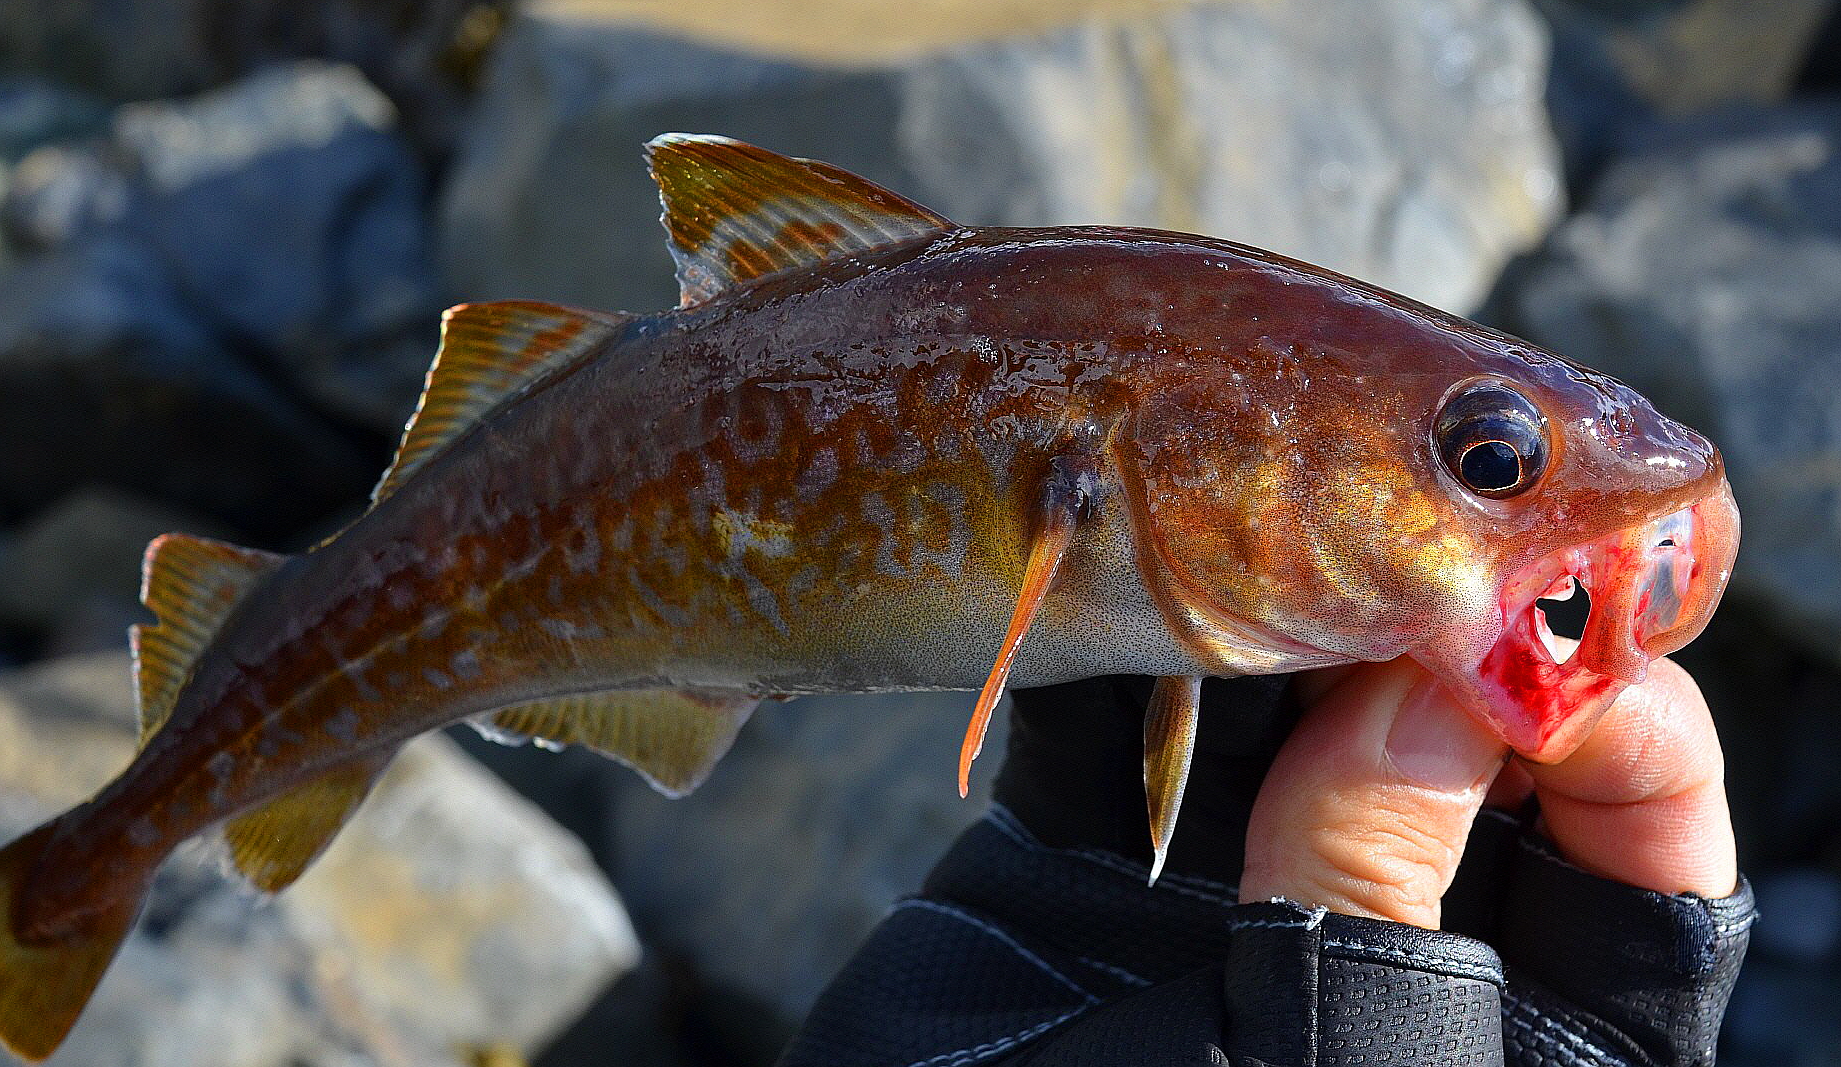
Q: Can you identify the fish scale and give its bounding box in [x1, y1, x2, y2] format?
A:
[0, 134, 1739, 1061]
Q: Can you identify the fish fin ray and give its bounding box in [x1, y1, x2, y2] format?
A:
[958, 504, 1079, 798]
[372, 300, 630, 505]
[221, 750, 395, 894]
[0, 823, 141, 1061]
[645, 133, 954, 307]
[959, 452, 1103, 796]
[131, 534, 285, 747]
[1144, 675, 1202, 885]
[477, 687, 758, 797]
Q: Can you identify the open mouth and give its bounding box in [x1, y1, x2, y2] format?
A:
[1472, 483, 1739, 760]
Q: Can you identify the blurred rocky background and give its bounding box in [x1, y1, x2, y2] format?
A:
[0, 0, 1835, 1064]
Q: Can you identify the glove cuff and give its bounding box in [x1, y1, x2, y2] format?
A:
[1222, 900, 1506, 1067]
[1497, 833, 1755, 1067]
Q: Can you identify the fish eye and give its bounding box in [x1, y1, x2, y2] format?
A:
[1434, 382, 1549, 499]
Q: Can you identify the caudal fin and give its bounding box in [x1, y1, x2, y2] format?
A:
[0, 823, 142, 1061]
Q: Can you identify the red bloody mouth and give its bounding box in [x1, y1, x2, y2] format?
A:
[1472, 482, 1739, 761]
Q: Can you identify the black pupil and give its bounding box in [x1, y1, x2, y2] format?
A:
[1460, 440, 1521, 491]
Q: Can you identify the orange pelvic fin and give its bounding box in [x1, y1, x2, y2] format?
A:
[1143, 675, 1202, 885]
[958, 455, 1101, 797]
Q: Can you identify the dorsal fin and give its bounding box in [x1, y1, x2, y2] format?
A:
[646, 133, 955, 307]
[131, 533, 285, 745]
[372, 300, 628, 505]
[474, 686, 759, 798]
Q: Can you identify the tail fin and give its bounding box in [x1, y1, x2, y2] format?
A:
[0, 823, 143, 1061]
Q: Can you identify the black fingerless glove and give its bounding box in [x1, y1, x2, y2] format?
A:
[779, 676, 1755, 1067]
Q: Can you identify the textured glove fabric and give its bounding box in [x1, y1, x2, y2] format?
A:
[777, 676, 1755, 1067]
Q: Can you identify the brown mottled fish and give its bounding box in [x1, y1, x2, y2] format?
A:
[0, 135, 1738, 1059]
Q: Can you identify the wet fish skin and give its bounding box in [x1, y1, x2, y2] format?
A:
[0, 135, 1737, 1061]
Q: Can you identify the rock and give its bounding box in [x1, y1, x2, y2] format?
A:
[0, 78, 112, 266]
[1532, 0, 1837, 187]
[439, 0, 1561, 316]
[109, 62, 440, 435]
[0, 0, 217, 105]
[2, 140, 132, 254]
[286, 733, 639, 1062]
[0, 61, 449, 535]
[0, 235, 376, 539]
[0, 652, 137, 825]
[0, 489, 227, 652]
[587, 693, 1008, 1060]
[1492, 103, 1841, 661]
[0, 0, 505, 156]
[0, 652, 638, 1067]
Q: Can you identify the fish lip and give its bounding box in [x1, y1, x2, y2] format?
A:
[1468, 482, 1739, 761]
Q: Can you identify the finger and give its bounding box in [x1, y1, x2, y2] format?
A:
[1240, 659, 1508, 929]
[1483, 758, 1534, 811]
[1520, 656, 1736, 898]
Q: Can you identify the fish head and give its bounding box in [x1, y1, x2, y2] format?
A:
[1121, 310, 1739, 763]
[1403, 358, 1739, 761]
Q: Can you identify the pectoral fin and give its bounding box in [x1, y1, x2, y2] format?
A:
[958, 456, 1100, 797]
[1144, 675, 1202, 885]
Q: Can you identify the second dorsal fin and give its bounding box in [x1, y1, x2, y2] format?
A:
[372, 300, 628, 506]
[131, 533, 286, 745]
[646, 133, 955, 307]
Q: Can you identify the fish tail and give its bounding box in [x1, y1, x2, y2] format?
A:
[0, 821, 144, 1061]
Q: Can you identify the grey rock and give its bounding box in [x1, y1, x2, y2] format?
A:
[1496, 104, 1841, 659]
[0, 78, 108, 163]
[286, 733, 639, 1061]
[0, 489, 225, 648]
[0, 653, 638, 1067]
[0, 0, 503, 155]
[1533, 0, 1836, 186]
[0, 234, 375, 539]
[598, 692, 1008, 1059]
[440, 0, 1561, 317]
[104, 62, 439, 434]
[0, 0, 217, 104]
[0, 62, 447, 535]
[0, 78, 112, 264]
[2, 140, 132, 253]
[1539, 0, 1832, 114]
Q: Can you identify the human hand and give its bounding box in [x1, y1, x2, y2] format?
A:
[1239, 652, 1737, 928]
[786, 668, 1754, 1067]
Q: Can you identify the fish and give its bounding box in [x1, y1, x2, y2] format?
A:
[0, 133, 1738, 1060]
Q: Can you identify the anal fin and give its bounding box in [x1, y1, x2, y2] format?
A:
[477, 687, 759, 798]
[1144, 675, 1202, 885]
[222, 749, 395, 894]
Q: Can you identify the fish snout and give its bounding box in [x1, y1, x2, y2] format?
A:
[1429, 474, 1739, 763]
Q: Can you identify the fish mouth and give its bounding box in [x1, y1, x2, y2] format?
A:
[1468, 481, 1739, 761]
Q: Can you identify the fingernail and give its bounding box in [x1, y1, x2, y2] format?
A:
[1385, 677, 1506, 793]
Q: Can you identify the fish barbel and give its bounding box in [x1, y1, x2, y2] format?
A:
[0, 135, 1738, 1059]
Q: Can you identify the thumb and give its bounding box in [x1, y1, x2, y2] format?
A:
[1240, 658, 1507, 929]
